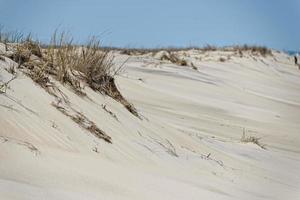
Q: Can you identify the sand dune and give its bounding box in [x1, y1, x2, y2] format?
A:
[1, 45, 300, 199]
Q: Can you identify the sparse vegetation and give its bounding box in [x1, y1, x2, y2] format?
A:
[168, 53, 188, 66]
[11, 41, 41, 66]
[0, 27, 140, 118]
[201, 44, 217, 52]
[154, 51, 190, 67]
[158, 51, 187, 66]
[52, 101, 112, 143]
[1, 26, 273, 120]
[113, 44, 272, 57]
[241, 128, 266, 149]
[1, 27, 272, 59]
[44, 31, 139, 117]
[0, 26, 25, 44]
[232, 45, 272, 57]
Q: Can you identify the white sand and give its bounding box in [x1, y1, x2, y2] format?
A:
[1, 45, 300, 199]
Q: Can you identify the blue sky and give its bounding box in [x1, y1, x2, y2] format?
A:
[0, 0, 299, 50]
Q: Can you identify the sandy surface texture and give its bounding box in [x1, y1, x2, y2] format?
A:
[1, 46, 300, 200]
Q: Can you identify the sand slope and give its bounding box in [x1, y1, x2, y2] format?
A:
[1, 45, 300, 200]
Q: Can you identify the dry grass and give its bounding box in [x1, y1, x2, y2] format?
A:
[0, 28, 139, 118]
[45, 32, 139, 116]
[241, 128, 266, 149]
[3, 33, 43, 70]
[28, 64, 50, 89]
[112, 44, 272, 58]
[201, 45, 217, 52]
[48, 34, 139, 117]
[1, 28, 272, 58]
[168, 53, 188, 66]
[97, 76, 139, 118]
[44, 31, 84, 95]
[12, 44, 31, 66]
[0, 26, 41, 55]
[232, 45, 272, 57]
[114, 45, 217, 55]
[52, 101, 112, 143]
[156, 51, 188, 66]
[0, 26, 25, 44]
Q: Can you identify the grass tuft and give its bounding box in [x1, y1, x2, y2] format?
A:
[241, 128, 266, 149]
